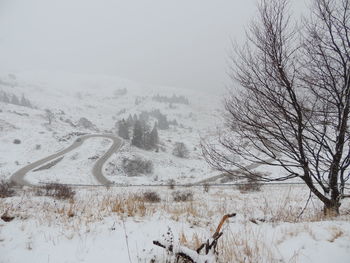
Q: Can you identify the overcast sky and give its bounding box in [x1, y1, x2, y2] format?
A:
[0, 0, 306, 91]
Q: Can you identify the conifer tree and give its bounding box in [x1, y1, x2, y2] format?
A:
[131, 120, 143, 148]
[11, 94, 19, 105]
[149, 123, 159, 147]
[118, 119, 129, 140]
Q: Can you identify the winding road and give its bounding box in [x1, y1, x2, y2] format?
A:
[195, 158, 276, 185]
[10, 134, 123, 187]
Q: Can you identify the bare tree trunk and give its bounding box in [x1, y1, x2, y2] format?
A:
[202, 0, 350, 216]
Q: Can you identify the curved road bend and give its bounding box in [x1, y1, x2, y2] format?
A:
[195, 158, 276, 185]
[10, 134, 123, 187]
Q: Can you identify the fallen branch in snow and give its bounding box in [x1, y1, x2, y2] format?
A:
[152, 213, 236, 263]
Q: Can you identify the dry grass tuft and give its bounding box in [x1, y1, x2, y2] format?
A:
[37, 183, 75, 200]
[328, 227, 344, 242]
[178, 230, 205, 251]
[143, 191, 161, 203]
[172, 190, 193, 202]
[218, 226, 281, 263]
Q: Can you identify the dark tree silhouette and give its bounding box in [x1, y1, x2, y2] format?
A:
[117, 119, 130, 140]
[202, 0, 350, 215]
[149, 123, 159, 147]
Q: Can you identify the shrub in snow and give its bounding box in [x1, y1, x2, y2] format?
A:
[77, 117, 96, 130]
[44, 109, 55, 125]
[143, 191, 161, 203]
[172, 191, 193, 202]
[122, 157, 153, 177]
[237, 177, 262, 193]
[203, 183, 210, 193]
[168, 179, 176, 190]
[13, 139, 21, 144]
[0, 180, 15, 198]
[172, 142, 189, 158]
[37, 183, 75, 200]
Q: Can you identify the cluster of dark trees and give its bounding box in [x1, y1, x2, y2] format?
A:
[114, 88, 127, 97]
[0, 91, 33, 108]
[152, 94, 189, 105]
[117, 114, 159, 150]
[135, 96, 146, 105]
[138, 110, 178, 130]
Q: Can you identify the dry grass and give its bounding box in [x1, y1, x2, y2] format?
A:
[177, 224, 287, 263]
[178, 230, 206, 251]
[328, 226, 344, 242]
[219, 234, 279, 263]
[108, 194, 149, 217]
[36, 183, 75, 200]
[1, 185, 348, 227]
[0, 185, 349, 261]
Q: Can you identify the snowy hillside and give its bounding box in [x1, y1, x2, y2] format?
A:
[0, 70, 222, 185]
[1, 71, 350, 263]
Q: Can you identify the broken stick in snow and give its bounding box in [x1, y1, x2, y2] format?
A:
[152, 213, 236, 263]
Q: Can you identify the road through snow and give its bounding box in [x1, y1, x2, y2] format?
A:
[10, 134, 123, 186]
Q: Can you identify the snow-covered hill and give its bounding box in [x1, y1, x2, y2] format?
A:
[0, 70, 222, 185]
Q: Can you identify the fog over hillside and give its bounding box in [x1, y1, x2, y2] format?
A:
[0, 0, 260, 92]
[1, 1, 349, 263]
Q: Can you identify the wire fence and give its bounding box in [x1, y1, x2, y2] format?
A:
[36, 181, 348, 189]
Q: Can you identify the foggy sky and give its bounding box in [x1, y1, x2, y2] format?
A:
[0, 0, 305, 91]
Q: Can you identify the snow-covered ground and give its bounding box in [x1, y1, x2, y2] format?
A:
[1, 185, 349, 263]
[1, 70, 350, 262]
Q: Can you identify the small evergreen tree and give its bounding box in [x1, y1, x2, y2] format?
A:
[118, 119, 130, 140]
[140, 120, 151, 149]
[126, 114, 134, 128]
[20, 94, 32, 108]
[149, 123, 159, 148]
[11, 94, 19, 105]
[131, 120, 143, 148]
[3, 93, 9, 103]
[157, 114, 169, 130]
[45, 109, 54, 125]
[0, 92, 8, 103]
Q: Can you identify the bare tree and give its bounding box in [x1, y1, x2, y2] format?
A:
[202, 0, 350, 215]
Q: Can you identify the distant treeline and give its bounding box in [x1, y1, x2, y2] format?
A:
[152, 94, 189, 105]
[0, 91, 33, 108]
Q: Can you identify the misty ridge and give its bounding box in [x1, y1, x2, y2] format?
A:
[0, 0, 350, 263]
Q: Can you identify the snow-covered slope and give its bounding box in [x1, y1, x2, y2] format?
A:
[0, 70, 221, 185]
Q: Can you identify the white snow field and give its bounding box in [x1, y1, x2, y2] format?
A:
[0, 71, 349, 262]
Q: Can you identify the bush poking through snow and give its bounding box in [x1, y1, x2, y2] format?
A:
[143, 191, 161, 203]
[172, 191, 193, 202]
[37, 183, 75, 200]
[13, 139, 21, 144]
[0, 180, 15, 198]
[172, 142, 189, 158]
[168, 179, 176, 190]
[203, 183, 210, 193]
[122, 157, 154, 177]
[237, 177, 262, 193]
